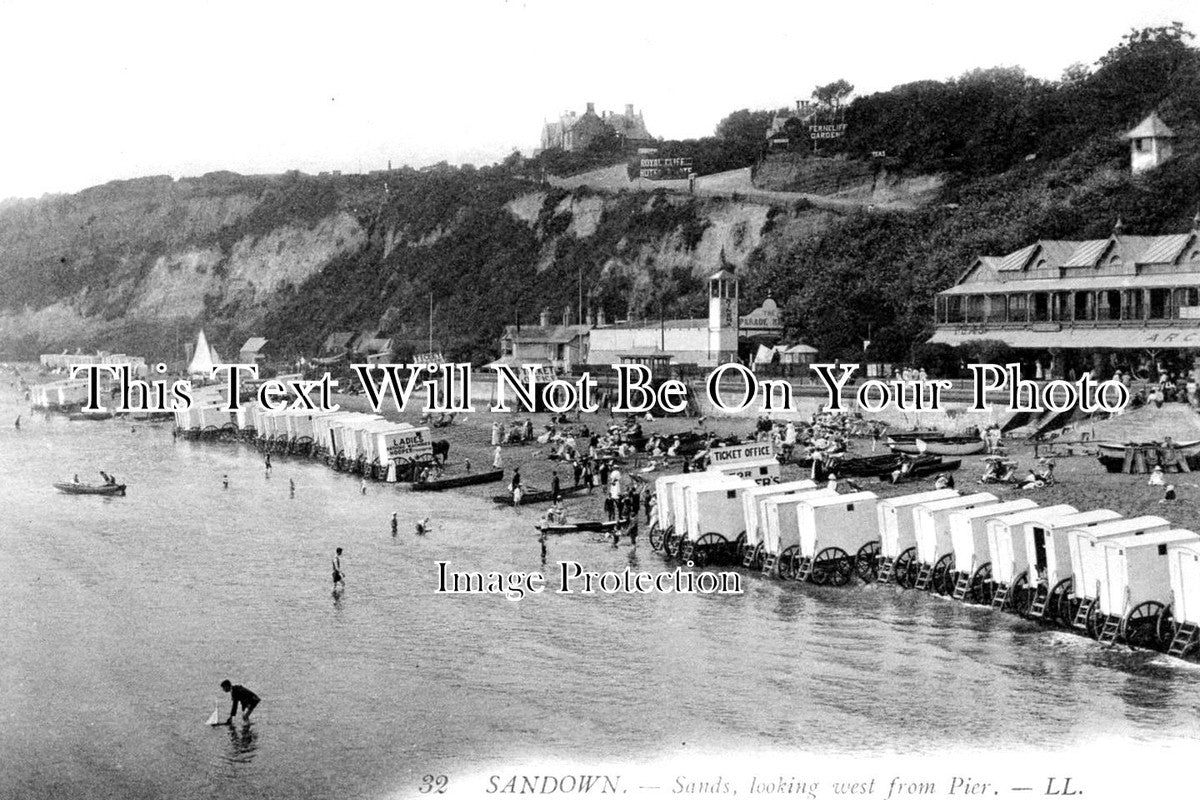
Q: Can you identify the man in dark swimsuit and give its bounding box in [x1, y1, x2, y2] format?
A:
[220, 679, 260, 723]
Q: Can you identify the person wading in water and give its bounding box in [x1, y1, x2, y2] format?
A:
[332, 548, 345, 590]
[219, 680, 260, 724]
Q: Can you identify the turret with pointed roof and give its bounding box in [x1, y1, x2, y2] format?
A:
[1126, 112, 1175, 174]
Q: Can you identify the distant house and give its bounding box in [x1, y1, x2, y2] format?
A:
[495, 307, 591, 373]
[540, 102, 653, 152]
[238, 337, 269, 366]
[321, 331, 356, 355]
[354, 333, 394, 363]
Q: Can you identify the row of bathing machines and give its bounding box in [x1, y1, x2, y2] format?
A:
[648, 465, 1200, 661]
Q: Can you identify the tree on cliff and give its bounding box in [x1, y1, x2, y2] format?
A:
[813, 79, 854, 110]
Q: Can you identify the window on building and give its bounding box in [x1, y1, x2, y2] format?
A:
[1135, 138, 1145, 152]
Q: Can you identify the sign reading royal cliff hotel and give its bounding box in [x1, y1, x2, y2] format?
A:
[639, 156, 693, 180]
[707, 441, 775, 467]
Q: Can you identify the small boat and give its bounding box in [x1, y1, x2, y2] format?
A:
[1095, 439, 1200, 460]
[535, 520, 621, 535]
[915, 437, 986, 456]
[67, 411, 114, 421]
[54, 482, 126, 496]
[410, 469, 504, 491]
[491, 485, 588, 505]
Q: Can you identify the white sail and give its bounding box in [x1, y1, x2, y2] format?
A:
[206, 704, 221, 726]
[188, 330, 221, 376]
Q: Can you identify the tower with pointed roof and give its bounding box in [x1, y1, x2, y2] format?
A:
[1126, 112, 1175, 174]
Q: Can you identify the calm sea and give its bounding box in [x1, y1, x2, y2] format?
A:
[1, 385, 1198, 800]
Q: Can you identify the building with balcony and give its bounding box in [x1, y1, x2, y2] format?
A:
[929, 219, 1200, 363]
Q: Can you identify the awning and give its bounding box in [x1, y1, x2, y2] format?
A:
[929, 325, 1200, 349]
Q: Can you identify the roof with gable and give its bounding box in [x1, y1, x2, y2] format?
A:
[940, 225, 1200, 296]
[1126, 112, 1176, 139]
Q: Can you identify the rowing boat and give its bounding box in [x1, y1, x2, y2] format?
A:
[491, 485, 588, 505]
[54, 482, 126, 496]
[535, 520, 621, 534]
[410, 469, 504, 491]
[914, 437, 986, 456]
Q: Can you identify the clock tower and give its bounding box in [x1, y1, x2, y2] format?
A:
[708, 268, 739, 364]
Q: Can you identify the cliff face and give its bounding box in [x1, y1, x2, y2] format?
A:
[0, 170, 804, 362]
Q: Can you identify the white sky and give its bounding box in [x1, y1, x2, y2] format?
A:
[0, 0, 1197, 199]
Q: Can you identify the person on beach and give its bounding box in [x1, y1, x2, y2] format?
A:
[220, 680, 260, 724]
[13, 415, 19, 429]
[551, 470, 561, 503]
[289, 478, 295, 498]
[1149, 465, 1165, 486]
[264, 453, 272, 471]
[391, 512, 398, 536]
[572, 459, 582, 487]
[360, 477, 367, 495]
[1162, 484, 1177, 502]
[539, 534, 548, 563]
[223, 474, 229, 490]
[584, 462, 594, 493]
[416, 517, 431, 535]
[493, 446, 503, 469]
[332, 548, 345, 588]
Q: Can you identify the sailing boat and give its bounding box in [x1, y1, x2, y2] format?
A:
[206, 704, 223, 726]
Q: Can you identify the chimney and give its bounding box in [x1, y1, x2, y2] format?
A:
[563, 305, 571, 327]
[539, 308, 551, 328]
[597, 308, 607, 326]
[586, 102, 595, 114]
[625, 103, 634, 117]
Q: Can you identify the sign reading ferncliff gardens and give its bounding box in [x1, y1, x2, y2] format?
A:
[639, 156, 693, 180]
[808, 123, 848, 140]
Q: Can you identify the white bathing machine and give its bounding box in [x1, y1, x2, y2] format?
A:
[947, 499, 1039, 605]
[759, 488, 839, 578]
[1016, 509, 1123, 624]
[1164, 538, 1200, 659]
[913, 493, 998, 594]
[653, 472, 741, 557]
[327, 413, 383, 470]
[680, 477, 758, 566]
[312, 411, 367, 462]
[794, 491, 881, 586]
[357, 421, 420, 479]
[1065, 515, 1171, 632]
[1091, 529, 1200, 649]
[740, 480, 819, 568]
[653, 469, 744, 544]
[984, 504, 1077, 614]
[708, 456, 782, 486]
[876, 489, 960, 586]
[283, 411, 319, 455]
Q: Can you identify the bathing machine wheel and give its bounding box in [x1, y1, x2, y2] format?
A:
[1122, 601, 1170, 651]
[690, 533, 729, 568]
[777, 545, 800, 580]
[967, 563, 995, 605]
[894, 547, 918, 588]
[810, 547, 854, 587]
[854, 540, 881, 584]
[932, 553, 955, 595]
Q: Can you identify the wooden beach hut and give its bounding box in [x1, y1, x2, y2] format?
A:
[1164, 539, 1200, 659]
